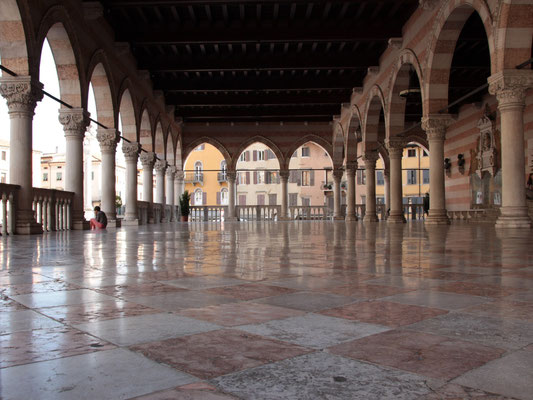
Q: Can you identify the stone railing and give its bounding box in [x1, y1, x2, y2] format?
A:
[32, 188, 74, 231]
[404, 204, 425, 220]
[236, 205, 280, 221]
[152, 202, 163, 223]
[0, 183, 19, 235]
[448, 209, 486, 220]
[164, 204, 173, 222]
[137, 201, 149, 224]
[288, 206, 329, 220]
[190, 205, 227, 222]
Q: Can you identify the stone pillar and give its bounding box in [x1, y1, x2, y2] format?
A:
[58, 108, 90, 230]
[166, 166, 176, 221]
[488, 70, 533, 228]
[333, 169, 344, 220]
[280, 170, 290, 220]
[140, 151, 155, 223]
[174, 170, 184, 216]
[122, 141, 140, 224]
[384, 169, 390, 218]
[0, 76, 43, 234]
[226, 171, 237, 221]
[422, 114, 453, 225]
[363, 152, 379, 222]
[386, 137, 406, 224]
[154, 159, 167, 205]
[345, 163, 357, 221]
[96, 128, 120, 225]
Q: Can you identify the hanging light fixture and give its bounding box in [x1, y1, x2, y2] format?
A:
[399, 66, 421, 98]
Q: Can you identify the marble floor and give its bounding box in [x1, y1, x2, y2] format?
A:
[1, 221, 532, 400]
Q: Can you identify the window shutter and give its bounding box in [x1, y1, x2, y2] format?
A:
[297, 172, 302, 186]
[216, 192, 221, 205]
[203, 192, 207, 205]
[253, 171, 257, 184]
[245, 151, 250, 161]
[246, 171, 250, 185]
[253, 150, 257, 161]
[265, 151, 269, 161]
[277, 174, 280, 184]
[310, 170, 315, 186]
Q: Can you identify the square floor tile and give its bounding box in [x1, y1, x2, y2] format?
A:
[453, 350, 533, 400]
[2, 280, 81, 296]
[405, 312, 533, 350]
[131, 329, 310, 379]
[178, 302, 303, 327]
[126, 291, 238, 312]
[255, 291, 356, 312]
[365, 276, 447, 289]
[74, 313, 221, 346]
[506, 290, 533, 303]
[329, 330, 504, 380]
[94, 282, 188, 298]
[434, 281, 526, 299]
[461, 300, 533, 322]
[320, 301, 448, 327]
[320, 283, 414, 299]
[404, 270, 482, 281]
[0, 296, 27, 312]
[417, 383, 517, 400]
[212, 351, 436, 400]
[131, 382, 239, 399]
[382, 290, 493, 310]
[0, 325, 115, 368]
[238, 313, 390, 349]
[259, 276, 344, 291]
[205, 283, 296, 300]
[66, 275, 150, 288]
[9, 289, 118, 308]
[0, 348, 197, 400]
[162, 276, 245, 290]
[0, 309, 63, 334]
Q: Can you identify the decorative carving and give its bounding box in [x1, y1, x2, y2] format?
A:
[0, 77, 43, 115]
[419, 0, 439, 10]
[363, 152, 379, 168]
[122, 141, 140, 161]
[96, 129, 119, 153]
[333, 169, 344, 180]
[59, 108, 90, 138]
[488, 71, 533, 108]
[385, 137, 407, 158]
[421, 114, 453, 141]
[154, 159, 167, 173]
[166, 166, 177, 176]
[174, 170, 185, 181]
[226, 171, 237, 182]
[367, 66, 380, 76]
[388, 38, 403, 50]
[475, 104, 499, 178]
[345, 162, 358, 173]
[279, 170, 290, 180]
[140, 151, 155, 168]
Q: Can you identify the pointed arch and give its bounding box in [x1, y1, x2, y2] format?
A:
[332, 121, 345, 169]
[286, 134, 333, 168]
[0, 0, 30, 75]
[86, 51, 116, 128]
[154, 116, 165, 158]
[118, 87, 136, 143]
[231, 136, 284, 170]
[345, 105, 362, 164]
[138, 103, 152, 152]
[183, 136, 231, 167]
[364, 85, 387, 151]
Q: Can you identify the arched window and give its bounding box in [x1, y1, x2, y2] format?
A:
[194, 161, 203, 183]
[220, 160, 227, 181]
[220, 188, 228, 205]
[194, 188, 203, 205]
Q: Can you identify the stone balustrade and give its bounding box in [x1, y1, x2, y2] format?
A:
[152, 203, 163, 223]
[32, 188, 74, 231]
[236, 205, 280, 221]
[137, 201, 149, 224]
[0, 183, 19, 235]
[190, 205, 227, 222]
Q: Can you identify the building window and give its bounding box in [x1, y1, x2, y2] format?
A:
[1, 151, 6, 161]
[220, 188, 228, 205]
[422, 150, 428, 157]
[194, 189, 203, 205]
[43, 173, 48, 182]
[194, 144, 205, 151]
[194, 161, 203, 182]
[292, 150, 297, 158]
[239, 153, 246, 162]
[289, 193, 298, 207]
[269, 194, 277, 205]
[301, 171, 310, 186]
[257, 194, 265, 205]
[301, 147, 310, 157]
[56, 172, 62, 181]
[257, 151, 265, 161]
[220, 161, 227, 180]
[301, 197, 310, 206]
[407, 170, 417, 185]
[0, 173, 6, 183]
[407, 148, 416, 157]
[376, 171, 384, 186]
[238, 195, 246, 205]
[91, 171, 94, 180]
[357, 170, 366, 185]
[423, 169, 430, 184]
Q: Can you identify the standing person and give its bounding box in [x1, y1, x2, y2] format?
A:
[90, 206, 107, 230]
[423, 192, 430, 218]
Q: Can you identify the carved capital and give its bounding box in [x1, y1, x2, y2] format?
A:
[0, 76, 43, 115]
[488, 70, 533, 109]
[154, 159, 167, 173]
[59, 108, 90, 139]
[174, 170, 185, 181]
[388, 38, 403, 50]
[96, 129, 119, 153]
[140, 151, 156, 168]
[419, 0, 439, 10]
[226, 171, 237, 182]
[122, 141, 140, 161]
[279, 170, 290, 180]
[166, 166, 177, 177]
[333, 169, 344, 180]
[345, 162, 358, 173]
[386, 137, 407, 158]
[421, 114, 452, 141]
[362, 152, 379, 168]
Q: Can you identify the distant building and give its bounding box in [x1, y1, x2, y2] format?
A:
[0, 139, 42, 187]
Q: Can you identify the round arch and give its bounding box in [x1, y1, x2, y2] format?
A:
[363, 85, 387, 150]
[286, 134, 334, 169]
[0, 0, 31, 75]
[182, 136, 231, 168]
[231, 136, 284, 171]
[424, 0, 495, 114]
[85, 51, 116, 128]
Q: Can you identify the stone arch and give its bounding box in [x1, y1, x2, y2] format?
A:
[153, 117, 165, 159]
[231, 136, 284, 171]
[117, 87, 136, 143]
[378, 147, 390, 172]
[175, 134, 183, 170]
[183, 136, 231, 167]
[387, 49, 425, 138]
[345, 105, 362, 164]
[139, 103, 152, 152]
[86, 51, 116, 128]
[364, 85, 387, 150]
[0, 0, 30, 75]
[286, 134, 334, 168]
[36, 6, 83, 107]
[165, 124, 174, 164]
[332, 121, 345, 169]
[425, 0, 495, 114]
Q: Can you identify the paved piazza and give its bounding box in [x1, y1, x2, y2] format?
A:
[1, 221, 532, 400]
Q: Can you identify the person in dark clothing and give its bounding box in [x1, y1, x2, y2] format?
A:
[423, 192, 430, 217]
[90, 206, 107, 229]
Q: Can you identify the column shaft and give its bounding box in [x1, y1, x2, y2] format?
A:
[280, 170, 289, 220]
[333, 169, 344, 220]
[226, 171, 237, 221]
[97, 129, 119, 224]
[364, 153, 379, 222]
[166, 167, 176, 221]
[122, 141, 140, 223]
[154, 159, 166, 205]
[345, 164, 357, 221]
[386, 138, 406, 224]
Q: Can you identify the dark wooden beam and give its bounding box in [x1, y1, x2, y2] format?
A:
[175, 104, 339, 117]
[166, 91, 349, 105]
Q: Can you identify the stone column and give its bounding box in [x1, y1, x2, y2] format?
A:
[166, 166, 176, 221]
[140, 151, 155, 223]
[174, 170, 184, 216]
[488, 70, 533, 228]
[384, 169, 390, 218]
[0, 76, 43, 234]
[226, 171, 237, 221]
[122, 141, 140, 225]
[333, 169, 344, 220]
[422, 114, 453, 225]
[280, 170, 290, 220]
[363, 152, 379, 222]
[96, 128, 120, 226]
[154, 159, 167, 205]
[386, 137, 406, 224]
[345, 163, 357, 221]
[58, 108, 90, 230]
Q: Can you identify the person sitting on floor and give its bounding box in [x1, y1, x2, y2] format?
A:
[90, 206, 107, 230]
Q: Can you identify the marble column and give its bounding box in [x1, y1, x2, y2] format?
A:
[363, 152, 379, 222]
[280, 170, 290, 220]
[333, 169, 344, 220]
[96, 128, 120, 226]
[345, 163, 358, 221]
[59, 108, 90, 230]
[140, 151, 155, 223]
[174, 170, 184, 216]
[488, 70, 533, 228]
[384, 169, 390, 218]
[226, 171, 237, 221]
[166, 166, 176, 221]
[0, 76, 43, 234]
[154, 159, 167, 206]
[122, 141, 140, 225]
[386, 137, 406, 224]
[422, 114, 453, 225]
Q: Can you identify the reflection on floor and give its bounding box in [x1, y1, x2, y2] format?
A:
[1, 221, 532, 400]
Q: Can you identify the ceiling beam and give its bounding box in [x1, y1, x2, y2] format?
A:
[175, 104, 340, 117]
[166, 92, 349, 105]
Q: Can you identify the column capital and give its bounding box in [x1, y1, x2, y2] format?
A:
[0, 76, 43, 115]
[488, 70, 533, 109]
[226, 171, 237, 182]
[362, 151, 379, 166]
[96, 128, 119, 153]
[122, 141, 140, 162]
[59, 108, 90, 139]
[345, 162, 358, 173]
[154, 159, 167, 173]
[385, 137, 407, 158]
[332, 169, 344, 180]
[279, 170, 290, 180]
[421, 114, 453, 141]
[166, 165, 177, 176]
[140, 151, 156, 168]
[174, 170, 185, 181]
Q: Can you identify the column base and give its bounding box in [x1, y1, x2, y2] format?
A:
[15, 220, 43, 235]
[345, 215, 358, 222]
[225, 217, 238, 222]
[106, 219, 121, 228]
[333, 216, 345, 221]
[496, 216, 531, 229]
[72, 220, 90, 230]
[388, 212, 406, 224]
[279, 216, 291, 221]
[363, 214, 379, 223]
[425, 210, 450, 225]
[122, 218, 140, 226]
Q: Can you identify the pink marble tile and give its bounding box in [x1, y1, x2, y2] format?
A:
[502, 270, 533, 279]
[0, 326, 115, 368]
[329, 330, 505, 380]
[319, 283, 414, 299]
[132, 382, 238, 399]
[320, 301, 448, 327]
[131, 329, 310, 379]
[418, 383, 517, 399]
[2, 280, 81, 296]
[205, 283, 297, 300]
[434, 282, 525, 299]
[94, 282, 188, 298]
[463, 300, 533, 322]
[405, 270, 482, 281]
